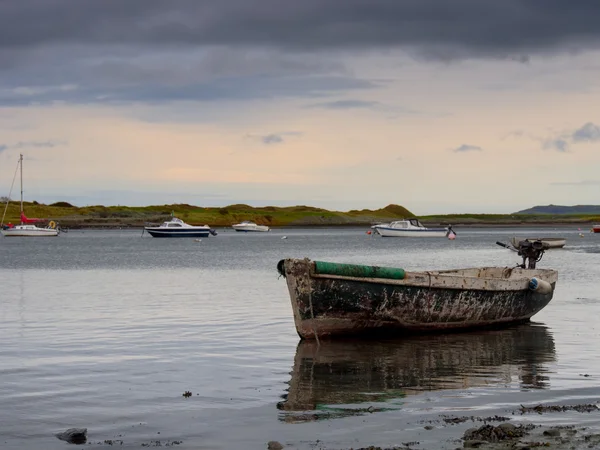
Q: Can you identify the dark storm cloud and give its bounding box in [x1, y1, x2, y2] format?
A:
[3, 1, 600, 106]
[2, 1, 600, 55]
[453, 144, 482, 153]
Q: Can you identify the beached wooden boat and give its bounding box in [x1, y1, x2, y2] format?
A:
[510, 237, 566, 249]
[277, 243, 557, 339]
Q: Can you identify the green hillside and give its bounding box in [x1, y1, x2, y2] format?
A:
[2, 201, 598, 229]
[515, 204, 600, 215]
[0, 201, 416, 228]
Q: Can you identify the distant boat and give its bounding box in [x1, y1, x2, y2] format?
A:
[1, 154, 60, 237]
[143, 217, 217, 238]
[371, 218, 452, 238]
[593, 225, 600, 234]
[277, 241, 557, 339]
[232, 221, 270, 232]
[510, 237, 566, 249]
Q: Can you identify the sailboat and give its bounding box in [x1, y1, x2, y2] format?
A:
[1, 154, 60, 237]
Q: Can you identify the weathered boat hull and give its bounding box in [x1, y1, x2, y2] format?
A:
[510, 237, 566, 249]
[278, 258, 558, 340]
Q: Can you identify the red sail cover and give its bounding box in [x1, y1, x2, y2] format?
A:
[21, 212, 44, 224]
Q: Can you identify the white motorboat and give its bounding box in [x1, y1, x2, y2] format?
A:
[232, 221, 270, 232]
[1, 154, 60, 237]
[143, 217, 217, 238]
[371, 218, 451, 238]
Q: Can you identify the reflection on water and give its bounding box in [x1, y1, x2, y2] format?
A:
[278, 324, 555, 422]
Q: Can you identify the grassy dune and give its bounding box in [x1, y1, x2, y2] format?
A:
[1, 202, 415, 228]
[2, 201, 598, 228]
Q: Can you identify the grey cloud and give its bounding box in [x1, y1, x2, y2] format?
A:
[2, 1, 600, 57]
[453, 144, 482, 153]
[261, 134, 284, 145]
[247, 131, 302, 145]
[306, 100, 380, 110]
[4, 1, 600, 107]
[0, 75, 380, 106]
[572, 122, 600, 142]
[544, 138, 569, 152]
[541, 121, 600, 152]
[0, 140, 66, 151]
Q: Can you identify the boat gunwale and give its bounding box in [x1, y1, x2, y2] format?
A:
[300, 260, 558, 292]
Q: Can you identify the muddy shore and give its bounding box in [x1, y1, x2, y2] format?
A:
[269, 402, 600, 450]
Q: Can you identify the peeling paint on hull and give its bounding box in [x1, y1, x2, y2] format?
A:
[279, 258, 558, 340]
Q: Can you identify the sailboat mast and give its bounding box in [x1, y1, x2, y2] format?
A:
[19, 154, 23, 223]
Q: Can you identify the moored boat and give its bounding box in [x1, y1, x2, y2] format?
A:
[277, 241, 557, 340]
[371, 218, 452, 238]
[231, 220, 270, 232]
[510, 237, 566, 249]
[593, 225, 600, 233]
[143, 217, 217, 238]
[1, 154, 60, 237]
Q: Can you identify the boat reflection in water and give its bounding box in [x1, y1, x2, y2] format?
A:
[277, 324, 555, 422]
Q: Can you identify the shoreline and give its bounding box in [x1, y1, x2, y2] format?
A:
[57, 221, 596, 230]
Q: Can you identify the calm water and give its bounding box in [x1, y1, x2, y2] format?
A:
[1, 226, 599, 449]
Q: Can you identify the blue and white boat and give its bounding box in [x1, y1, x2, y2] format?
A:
[144, 217, 217, 238]
[372, 218, 452, 238]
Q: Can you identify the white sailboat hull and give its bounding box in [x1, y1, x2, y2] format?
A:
[2, 226, 59, 237]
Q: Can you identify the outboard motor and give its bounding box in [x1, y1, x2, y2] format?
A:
[516, 240, 549, 269]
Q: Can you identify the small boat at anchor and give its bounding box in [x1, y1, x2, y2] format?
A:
[143, 217, 217, 238]
[231, 221, 270, 232]
[371, 218, 453, 238]
[510, 237, 566, 249]
[1, 154, 60, 237]
[277, 241, 557, 340]
[593, 225, 600, 234]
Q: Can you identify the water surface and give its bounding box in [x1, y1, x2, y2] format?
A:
[1, 226, 599, 449]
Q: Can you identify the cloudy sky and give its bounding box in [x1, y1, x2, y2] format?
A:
[1, 0, 599, 214]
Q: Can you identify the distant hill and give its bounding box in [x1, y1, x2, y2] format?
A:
[515, 205, 600, 215]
